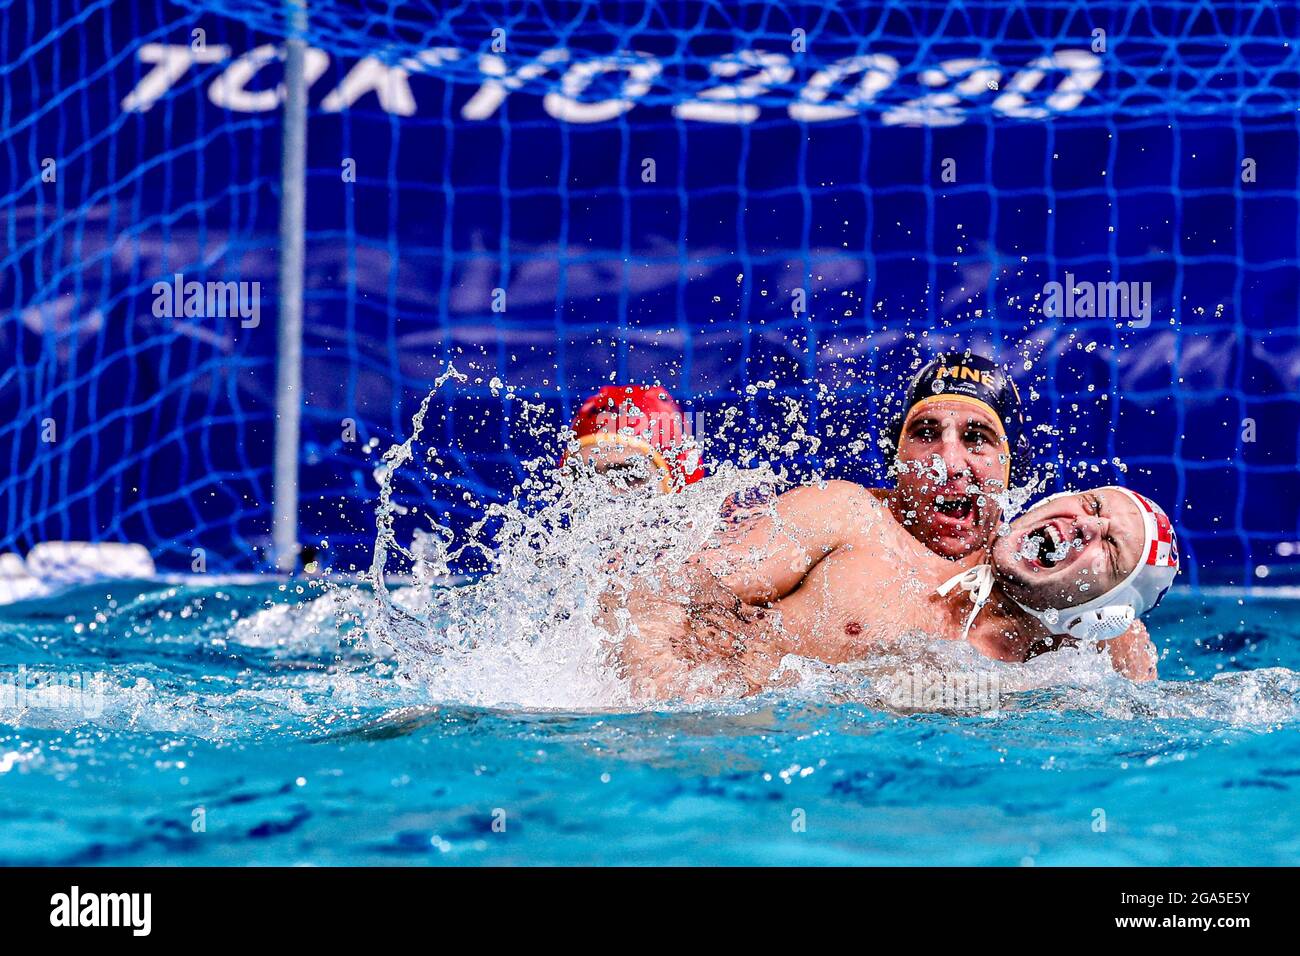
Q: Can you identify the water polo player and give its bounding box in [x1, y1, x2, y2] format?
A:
[875, 351, 1031, 560]
[561, 385, 704, 493]
[613, 482, 1179, 701]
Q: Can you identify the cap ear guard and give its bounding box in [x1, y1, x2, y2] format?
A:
[1017, 584, 1145, 642]
[1030, 604, 1136, 642]
[1075, 606, 1138, 641]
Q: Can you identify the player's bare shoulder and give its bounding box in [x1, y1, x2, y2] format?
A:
[711, 478, 888, 564]
[819, 480, 929, 561]
[806, 479, 887, 539]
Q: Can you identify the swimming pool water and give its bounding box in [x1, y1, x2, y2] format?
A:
[0, 580, 1296, 866]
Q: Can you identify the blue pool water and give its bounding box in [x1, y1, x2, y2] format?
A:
[0, 579, 1296, 866]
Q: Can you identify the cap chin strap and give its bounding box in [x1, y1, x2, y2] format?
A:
[937, 564, 1137, 643]
[935, 564, 995, 642]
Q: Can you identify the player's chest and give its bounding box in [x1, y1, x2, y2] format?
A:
[773, 546, 941, 658]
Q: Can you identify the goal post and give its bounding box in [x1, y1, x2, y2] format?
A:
[273, 0, 310, 572]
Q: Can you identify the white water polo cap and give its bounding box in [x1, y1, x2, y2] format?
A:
[1015, 486, 1180, 641]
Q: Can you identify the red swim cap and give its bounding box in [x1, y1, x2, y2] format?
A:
[564, 385, 705, 491]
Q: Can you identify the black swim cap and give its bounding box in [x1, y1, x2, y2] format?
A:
[887, 352, 1029, 487]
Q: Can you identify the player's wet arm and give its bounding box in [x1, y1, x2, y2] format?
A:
[685, 480, 883, 605]
[1099, 620, 1158, 682]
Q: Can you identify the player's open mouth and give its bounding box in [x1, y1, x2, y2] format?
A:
[934, 495, 977, 525]
[1023, 522, 1071, 569]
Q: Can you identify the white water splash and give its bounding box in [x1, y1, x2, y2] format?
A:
[226, 370, 1300, 725]
[348, 371, 789, 708]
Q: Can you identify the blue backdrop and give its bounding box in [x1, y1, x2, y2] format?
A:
[2, 0, 1298, 585]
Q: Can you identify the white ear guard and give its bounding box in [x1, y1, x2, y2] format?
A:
[1021, 602, 1136, 641]
[1013, 487, 1179, 642]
